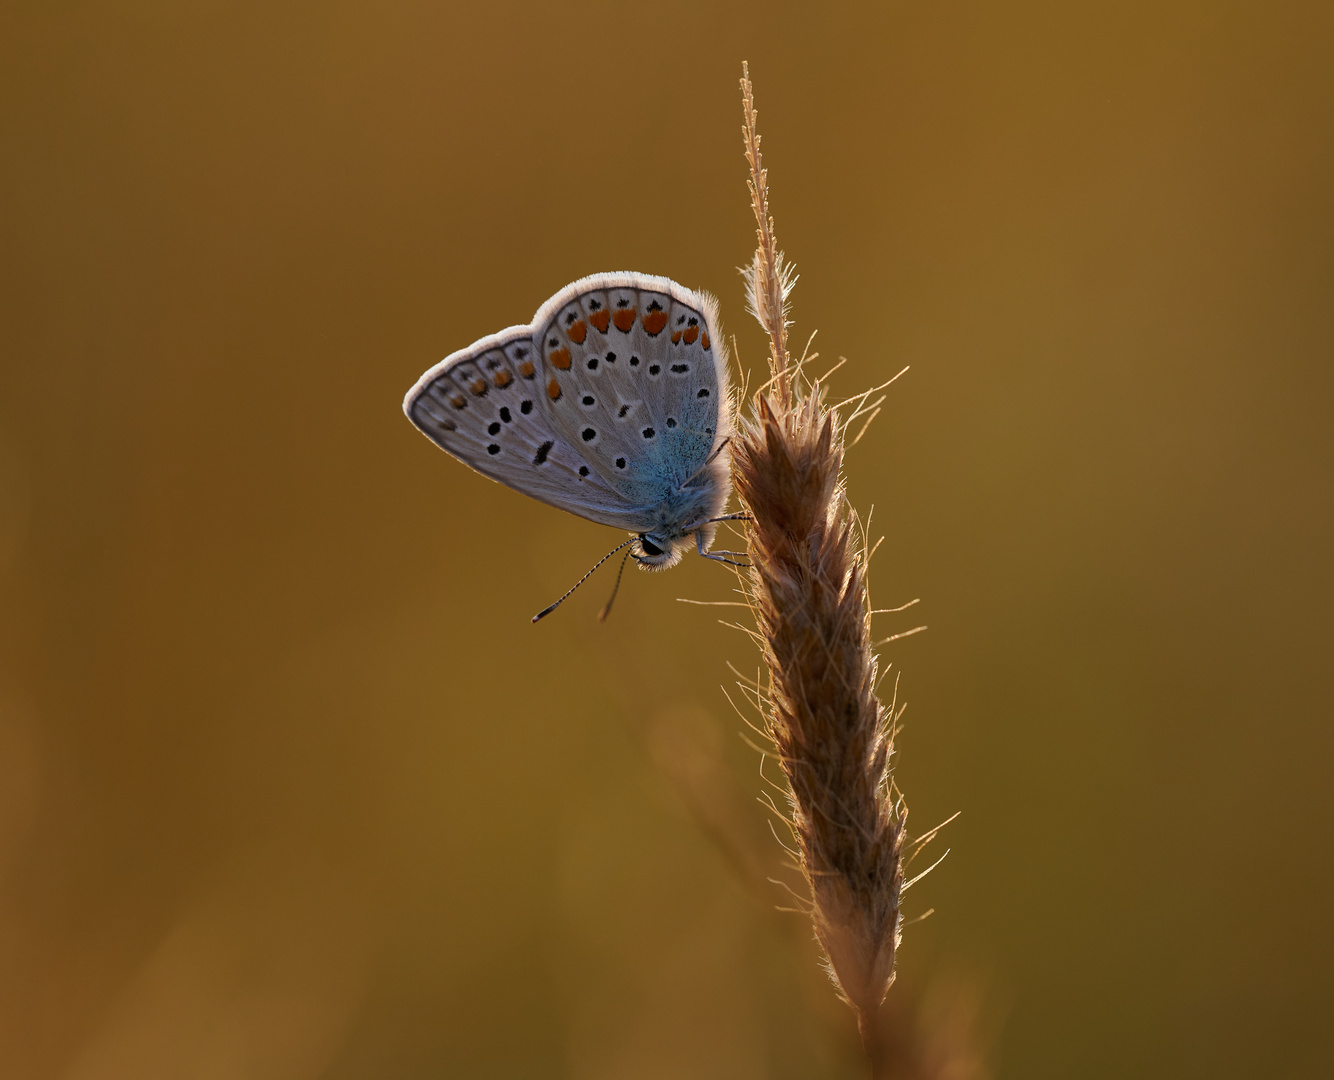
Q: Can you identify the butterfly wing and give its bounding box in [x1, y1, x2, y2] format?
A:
[530, 273, 729, 508]
[403, 325, 652, 531]
[404, 272, 731, 537]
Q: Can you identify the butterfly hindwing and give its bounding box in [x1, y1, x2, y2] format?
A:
[532, 275, 726, 508]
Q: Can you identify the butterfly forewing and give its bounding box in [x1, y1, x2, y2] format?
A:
[404, 326, 647, 531]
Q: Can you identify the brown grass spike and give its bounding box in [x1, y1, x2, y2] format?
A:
[734, 62, 910, 1073]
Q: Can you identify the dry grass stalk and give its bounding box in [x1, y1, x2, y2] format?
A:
[733, 62, 916, 1072]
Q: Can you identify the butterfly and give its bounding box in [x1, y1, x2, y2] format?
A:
[402, 272, 745, 620]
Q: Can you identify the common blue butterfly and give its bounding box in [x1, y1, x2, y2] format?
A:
[403, 272, 743, 619]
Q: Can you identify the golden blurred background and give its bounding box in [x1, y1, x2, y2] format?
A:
[2, 1, 1331, 1077]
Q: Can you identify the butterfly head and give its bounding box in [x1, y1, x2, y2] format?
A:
[633, 513, 722, 571]
[633, 532, 686, 570]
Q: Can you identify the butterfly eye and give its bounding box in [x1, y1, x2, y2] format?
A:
[639, 536, 664, 557]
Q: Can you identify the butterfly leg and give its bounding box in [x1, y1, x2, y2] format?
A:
[696, 530, 749, 567]
[684, 439, 738, 487]
[703, 436, 732, 466]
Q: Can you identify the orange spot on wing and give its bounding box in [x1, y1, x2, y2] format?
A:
[701, 332, 710, 350]
[519, 360, 535, 378]
[643, 310, 668, 336]
[547, 378, 562, 401]
[683, 326, 699, 345]
[549, 347, 572, 370]
[494, 370, 513, 388]
[671, 331, 682, 344]
[589, 309, 611, 333]
[567, 320, 587, 343]
[613, 308, 636, 332]
[450, 394, 467, 409]
[470, 378, 488, 395]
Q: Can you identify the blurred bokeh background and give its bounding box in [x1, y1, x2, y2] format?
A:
[2, 1, 1331, 1077]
